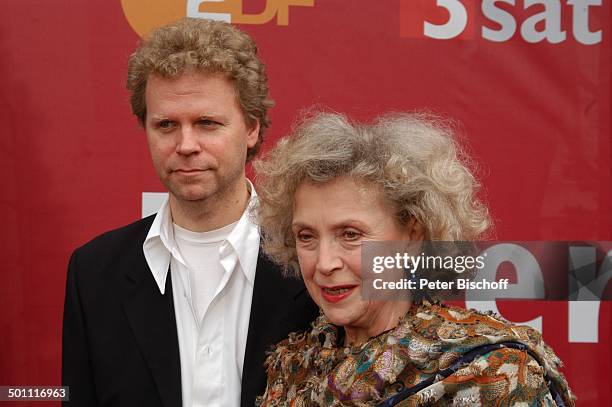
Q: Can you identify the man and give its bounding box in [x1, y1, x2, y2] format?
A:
[62, 18, 318, 407]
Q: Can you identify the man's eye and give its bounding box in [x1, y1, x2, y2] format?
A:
[157, 120, 174, 129]
[197, 118, 220, 127]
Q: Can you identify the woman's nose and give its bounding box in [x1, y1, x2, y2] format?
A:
[315, 239, 343, 276]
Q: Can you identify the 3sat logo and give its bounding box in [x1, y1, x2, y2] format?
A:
[400, 0, 603, 44]
[121, 0, 313, 37]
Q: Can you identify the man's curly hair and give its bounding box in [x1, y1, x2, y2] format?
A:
[127, 17, 274, 161]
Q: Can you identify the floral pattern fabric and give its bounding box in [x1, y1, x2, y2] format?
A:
[257, 302, 574, 406]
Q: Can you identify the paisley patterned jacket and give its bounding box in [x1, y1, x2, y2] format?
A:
[258, 302, 574, 406]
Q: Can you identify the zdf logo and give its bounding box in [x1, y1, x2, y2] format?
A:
[121, 0, 314, 37]
[400, 0, 603, 45]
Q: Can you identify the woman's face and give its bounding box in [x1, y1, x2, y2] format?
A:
[292, 176, 417, 343]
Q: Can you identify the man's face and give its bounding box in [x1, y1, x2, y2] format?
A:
[144, 71, 259, 206]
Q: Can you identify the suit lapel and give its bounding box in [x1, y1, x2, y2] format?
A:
[120, 240, 182, 407]
[115, 222, 313, 407]
[241, 253, 315, 407]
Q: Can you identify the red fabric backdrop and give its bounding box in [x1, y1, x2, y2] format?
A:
[1, 1, 609, 405]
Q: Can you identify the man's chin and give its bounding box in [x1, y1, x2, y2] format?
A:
[169, 188, 217, 203]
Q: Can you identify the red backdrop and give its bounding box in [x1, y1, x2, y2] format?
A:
[1, 1, 609, 405]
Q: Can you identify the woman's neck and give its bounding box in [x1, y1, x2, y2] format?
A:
[342, 300, 412, 347]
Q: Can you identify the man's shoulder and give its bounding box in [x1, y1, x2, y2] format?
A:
[71, 214, 156, 265]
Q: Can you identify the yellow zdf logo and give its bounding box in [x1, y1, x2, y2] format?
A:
[121, 0, 314, 37]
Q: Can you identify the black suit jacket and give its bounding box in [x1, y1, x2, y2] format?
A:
[62, 215, 318, 407]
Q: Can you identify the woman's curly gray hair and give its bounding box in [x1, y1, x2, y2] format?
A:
[254, 111, 491, 277]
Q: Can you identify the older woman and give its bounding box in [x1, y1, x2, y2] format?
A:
[255, 112, 574, 406]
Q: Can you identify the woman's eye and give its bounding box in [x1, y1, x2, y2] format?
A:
[343, 230, 361, 241]
[296, 233, 313, 243]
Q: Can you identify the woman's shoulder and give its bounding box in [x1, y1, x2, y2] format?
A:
[260, 304, 574, 406]
[398, 302, 575, 406]
[264, 313, 339, 364]
[409, 302, 561, 370]
[258, 314, 341, 406]
[398, 345, 569, 406]
[394, 302, 545, 372]
[410, 302, 543, 344]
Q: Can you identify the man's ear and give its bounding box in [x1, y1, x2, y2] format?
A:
[246, 119, 260, 148]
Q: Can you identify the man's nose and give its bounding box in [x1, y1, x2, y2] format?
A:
[315, 239, 343, 276]
[175, 127, 202, 155]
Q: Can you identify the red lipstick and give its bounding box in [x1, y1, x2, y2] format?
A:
[320, 285, 358, 303]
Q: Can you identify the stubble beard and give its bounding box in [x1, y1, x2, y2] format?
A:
[166, 165, 245, 217]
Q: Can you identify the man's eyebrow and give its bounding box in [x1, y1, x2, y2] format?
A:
[198, 112, 229, 120]
[148, 115, 170, 121]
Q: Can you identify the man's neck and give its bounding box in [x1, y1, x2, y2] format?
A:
[169, 181, 250, 232]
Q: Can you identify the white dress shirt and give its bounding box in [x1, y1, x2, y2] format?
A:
[143, 181, 260, 407]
